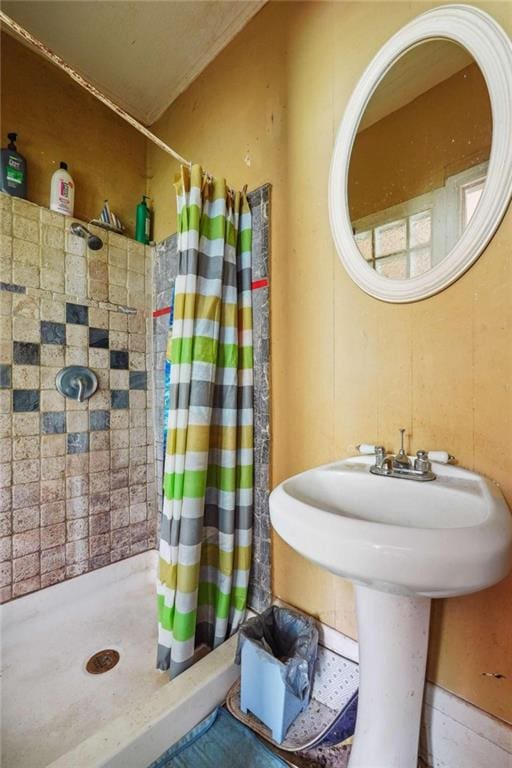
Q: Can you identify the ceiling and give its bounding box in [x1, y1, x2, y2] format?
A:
[1, 0, 265, 125]
[359, 40, 474, 131]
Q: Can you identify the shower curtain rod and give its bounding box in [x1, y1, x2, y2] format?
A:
[0, 10, 192, 167]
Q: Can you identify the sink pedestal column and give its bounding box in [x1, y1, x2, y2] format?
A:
[348, 585, 431, 768]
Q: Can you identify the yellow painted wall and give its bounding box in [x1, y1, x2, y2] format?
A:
[0, 33, 146, 236]
[147, 1, 512, 723]
[349, 62, 492, 220]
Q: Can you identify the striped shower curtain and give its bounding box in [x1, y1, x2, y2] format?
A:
[157, 165, 254, 676]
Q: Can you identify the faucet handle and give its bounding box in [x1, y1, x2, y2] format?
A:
[414, 450, 432, 473]
[374, 446, 386, 468]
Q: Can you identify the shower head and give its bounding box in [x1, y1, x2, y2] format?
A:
[70, 222, 103, 251]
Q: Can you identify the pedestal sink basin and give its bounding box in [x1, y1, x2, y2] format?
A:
[269, 456, 512, 768]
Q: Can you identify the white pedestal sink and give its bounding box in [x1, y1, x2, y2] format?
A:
[269, 457, 512, 768]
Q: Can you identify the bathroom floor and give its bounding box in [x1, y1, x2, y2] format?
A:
[1, 553, 166, 768]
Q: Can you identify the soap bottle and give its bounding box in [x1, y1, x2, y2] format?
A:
[1, 133, 27, 198]
[50, 161, 75, 216]
[135, 195, 151, 244]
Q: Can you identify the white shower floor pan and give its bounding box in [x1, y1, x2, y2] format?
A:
[1, 550, 239, 768]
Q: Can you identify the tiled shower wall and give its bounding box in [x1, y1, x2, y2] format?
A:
[152, 185, 271, 612]
[0, 193, 156, 602]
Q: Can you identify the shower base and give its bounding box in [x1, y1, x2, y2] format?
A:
[1, 551, 165, 768]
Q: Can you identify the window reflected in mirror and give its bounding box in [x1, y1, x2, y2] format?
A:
[348, 40, 492, 280]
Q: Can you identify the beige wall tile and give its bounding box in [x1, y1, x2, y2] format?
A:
[12, 317, 40, 343]
[12, 263, 39, 288]
[0, 318, 11, 341]
[128, 313, 145, 334]
[13, 435, 40, 460]
[40, 479, 65, 504]
[66, 324, 88, 347]
[41, 268, 65, 293]
[108, 245, 127, 268]
[65, 232, 86, 257]
[40, 390, 65, 412]
[40, 298, 65, 322]
[13, 505, 39, 533]
[129, 336, 145, 355]
[108, 284, 127, 305]
[109, 331, 128, 350]
[109, 311, 128, 331]
[13, 217, 39, 245]
[65, 274, 87, 298]
[40, 365, 61, 389]
[12, 576, 40, 597]
[41, 435, 66, 458]
[0, 392, 11, 414]
[41, 345, 65, 367]
[41, 456, 66, 482]
[88, 348, 109, 369]
[13, 459, 40, 485]
[41, 247, 65, 272]
[13, 413, 39, 436]
[89, 391, 109, 410]
[89, 307, 109, 329]
[12, 198, 39, 220]
[40, 208, 63, 228]
[12, 293, 39, 319]
[65, 347, 88, 366]
[42, 225, 64, 250]
[88, 280, 108, 301]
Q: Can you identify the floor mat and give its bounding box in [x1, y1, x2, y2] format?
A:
[148, 707, 289, 768]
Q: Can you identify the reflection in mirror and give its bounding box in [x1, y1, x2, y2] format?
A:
[348, 40, 492, 280]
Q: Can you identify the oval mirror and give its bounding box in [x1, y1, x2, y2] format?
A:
[329, 6, 512, 302]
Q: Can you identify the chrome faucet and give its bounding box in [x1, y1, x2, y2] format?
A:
[370, 429, 436, 482]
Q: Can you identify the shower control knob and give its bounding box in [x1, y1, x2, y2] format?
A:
[56, 366, 98, 402]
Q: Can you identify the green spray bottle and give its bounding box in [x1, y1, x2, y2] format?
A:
[135, 195, 151, 244]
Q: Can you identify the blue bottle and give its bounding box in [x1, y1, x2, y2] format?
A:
[1, 133, 27, 198]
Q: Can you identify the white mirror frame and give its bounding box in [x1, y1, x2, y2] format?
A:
[328, 4, 512, 303]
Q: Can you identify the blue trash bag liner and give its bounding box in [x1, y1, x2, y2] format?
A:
[236, 605, 319, 703]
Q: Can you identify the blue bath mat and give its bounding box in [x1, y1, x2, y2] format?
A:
[148, 707, 289, 768]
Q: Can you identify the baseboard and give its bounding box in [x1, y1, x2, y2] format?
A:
[274, 599, 512, 768]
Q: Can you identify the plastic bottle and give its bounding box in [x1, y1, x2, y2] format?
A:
[1, 133, 27, 198]
[135, 195, 151, 244]
[50, 161, 75, 216]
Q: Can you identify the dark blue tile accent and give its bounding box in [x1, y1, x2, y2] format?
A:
[66, 302, 89, 325]
[111, 390, 129, 409]
[89, 327, 109, 348]
[13, 389, 39, 412]
[0, 364, 11, 388]
[110, 350, 128, 369]
[40, 321, 66, 345]
[129, 371, 147, 390]
[90, 410, 110, 431]
[67, 432, 90, 454]
[0, 282, 26, 294]
[13, 341, 40, 365]
[41, 411, 66, 434]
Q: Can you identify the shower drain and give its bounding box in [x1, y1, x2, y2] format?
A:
[86, 649, 120, 675]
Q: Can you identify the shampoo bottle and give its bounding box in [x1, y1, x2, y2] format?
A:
[50, 161, 75, 216]
[135, 195, 151, 244]
[1, 133, 27, 198]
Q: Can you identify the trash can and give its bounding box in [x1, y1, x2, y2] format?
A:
[236, 606, 319, 744]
